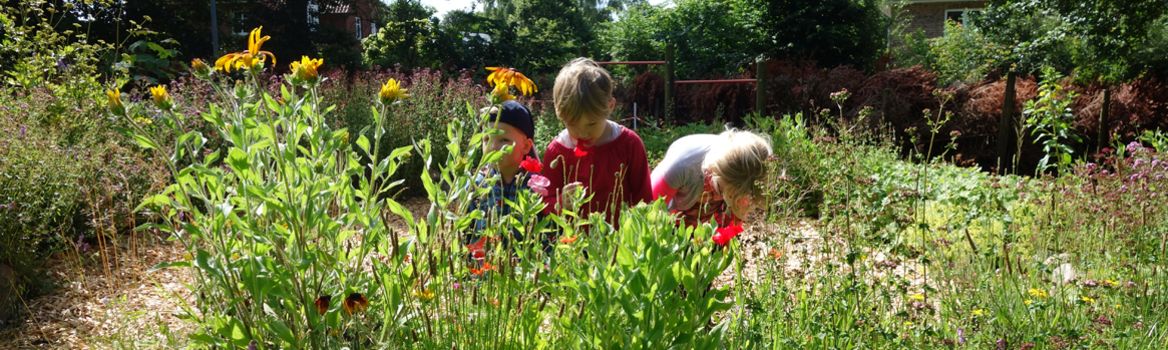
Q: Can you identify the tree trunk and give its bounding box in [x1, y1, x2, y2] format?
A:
[997, 69, 1018, 174]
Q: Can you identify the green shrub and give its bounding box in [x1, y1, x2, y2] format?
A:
[0, 0, 170, 325]
[0, 111, 88, 321]
[929, 20, 993, 86]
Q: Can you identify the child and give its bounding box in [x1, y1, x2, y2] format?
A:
[651, 129, 772, 227]
[542, 58, 653, 223]
[467, 100, 539, 258]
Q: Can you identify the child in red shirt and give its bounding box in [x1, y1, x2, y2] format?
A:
[541, 58, 652, 223]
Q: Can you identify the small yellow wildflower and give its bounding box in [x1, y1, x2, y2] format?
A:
[149, 85, 171, 110]
[909, 293, 925, 302]
[215, 27, 276, 73]
[903, 321, 914, 327]
[1024, 299, 1034, 306]
[412, 287, 435, 302]
[1080, 296, 1095, 304]
[1114, 303, 1122, 309]
[191, 58, 211, 77]
[379, 78, 409, 104]
[106, 89, 124, 115]
[972, 308, 985, 317]
[1028, 288, 1049, 299]
[1103, 279, 1119, 288]
[289, 56, 324, 84]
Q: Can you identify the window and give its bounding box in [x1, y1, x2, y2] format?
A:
[945, 8, 982, 26]
[307, 0, 320, 31]
[370, 22, 377, 36]
[355, 17, 362, 40]
[232, 12, 249, 36]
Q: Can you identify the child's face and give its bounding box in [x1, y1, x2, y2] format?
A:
[562, 115, 608, 145]
[560, 97, 614, 144]
[487, 123, 532, 170]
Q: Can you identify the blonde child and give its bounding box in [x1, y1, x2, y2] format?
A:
[541, 58, 653, 223]
[650, 130, 773, 228]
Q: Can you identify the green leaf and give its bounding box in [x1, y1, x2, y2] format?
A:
[356, 134, 372, 155]
[226, 148, 249, 172]
[268, 320, 297, 345]
[149, 260, 191, 271]
[132, 133, 159, 150]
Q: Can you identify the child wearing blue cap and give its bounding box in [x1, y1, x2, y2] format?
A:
[466, 100, 541, 260]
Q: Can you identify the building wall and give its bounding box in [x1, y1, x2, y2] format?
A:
[904, 1, 986, 38]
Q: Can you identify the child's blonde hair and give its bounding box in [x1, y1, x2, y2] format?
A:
[553, 57, 613, 123]
[702, 129, 773, 217]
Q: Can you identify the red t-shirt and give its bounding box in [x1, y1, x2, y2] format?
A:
[541, 124, 653, 223]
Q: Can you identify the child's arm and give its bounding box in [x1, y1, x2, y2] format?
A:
[651, 174, 678, 205]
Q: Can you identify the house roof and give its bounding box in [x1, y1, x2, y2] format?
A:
[319, 2, 352, 14]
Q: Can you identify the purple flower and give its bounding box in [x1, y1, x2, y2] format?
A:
[75, 234, 91, 253]
[957, 328, 966, 345]
[19, 125, 26, 137]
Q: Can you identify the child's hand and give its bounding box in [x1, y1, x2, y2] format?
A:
[559, 182, 584, 211]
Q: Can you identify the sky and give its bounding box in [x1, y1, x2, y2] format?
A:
[412, 0, 672, 18]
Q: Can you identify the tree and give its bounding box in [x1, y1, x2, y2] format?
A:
[363, 0, 450, 69]
[1049, 0, 1166, 150]
[760, 0, 887, 69]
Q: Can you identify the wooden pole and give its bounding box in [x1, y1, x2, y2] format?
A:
[755, 56, 766, 117]
[664, 42, 675, 124]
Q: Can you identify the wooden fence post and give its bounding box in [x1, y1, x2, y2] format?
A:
[664, 43, 675, 124]
[755, 56, 766, 117]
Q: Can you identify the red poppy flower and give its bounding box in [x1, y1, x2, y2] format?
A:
[559, 235, 578, 244]
[313, 295, 331, 315]
[467, 237, 488, 260]
[520, 156, 542, 173]
[342, 292, 368, 315]
[573, 145, 589, 157]
[712, 222, 744, 246]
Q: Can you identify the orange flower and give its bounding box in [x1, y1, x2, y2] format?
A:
[215, 27, 276, 73]
[470, 262, 496, 276]
[342, 292, 368, 315]
[313, 295, 331, 315]
[559, 235, 578, 244]
[485, 66, 537, 96]
[769, 248, 783, 260]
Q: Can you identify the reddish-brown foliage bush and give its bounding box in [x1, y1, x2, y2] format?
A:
[609, 58, 1167, 172]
